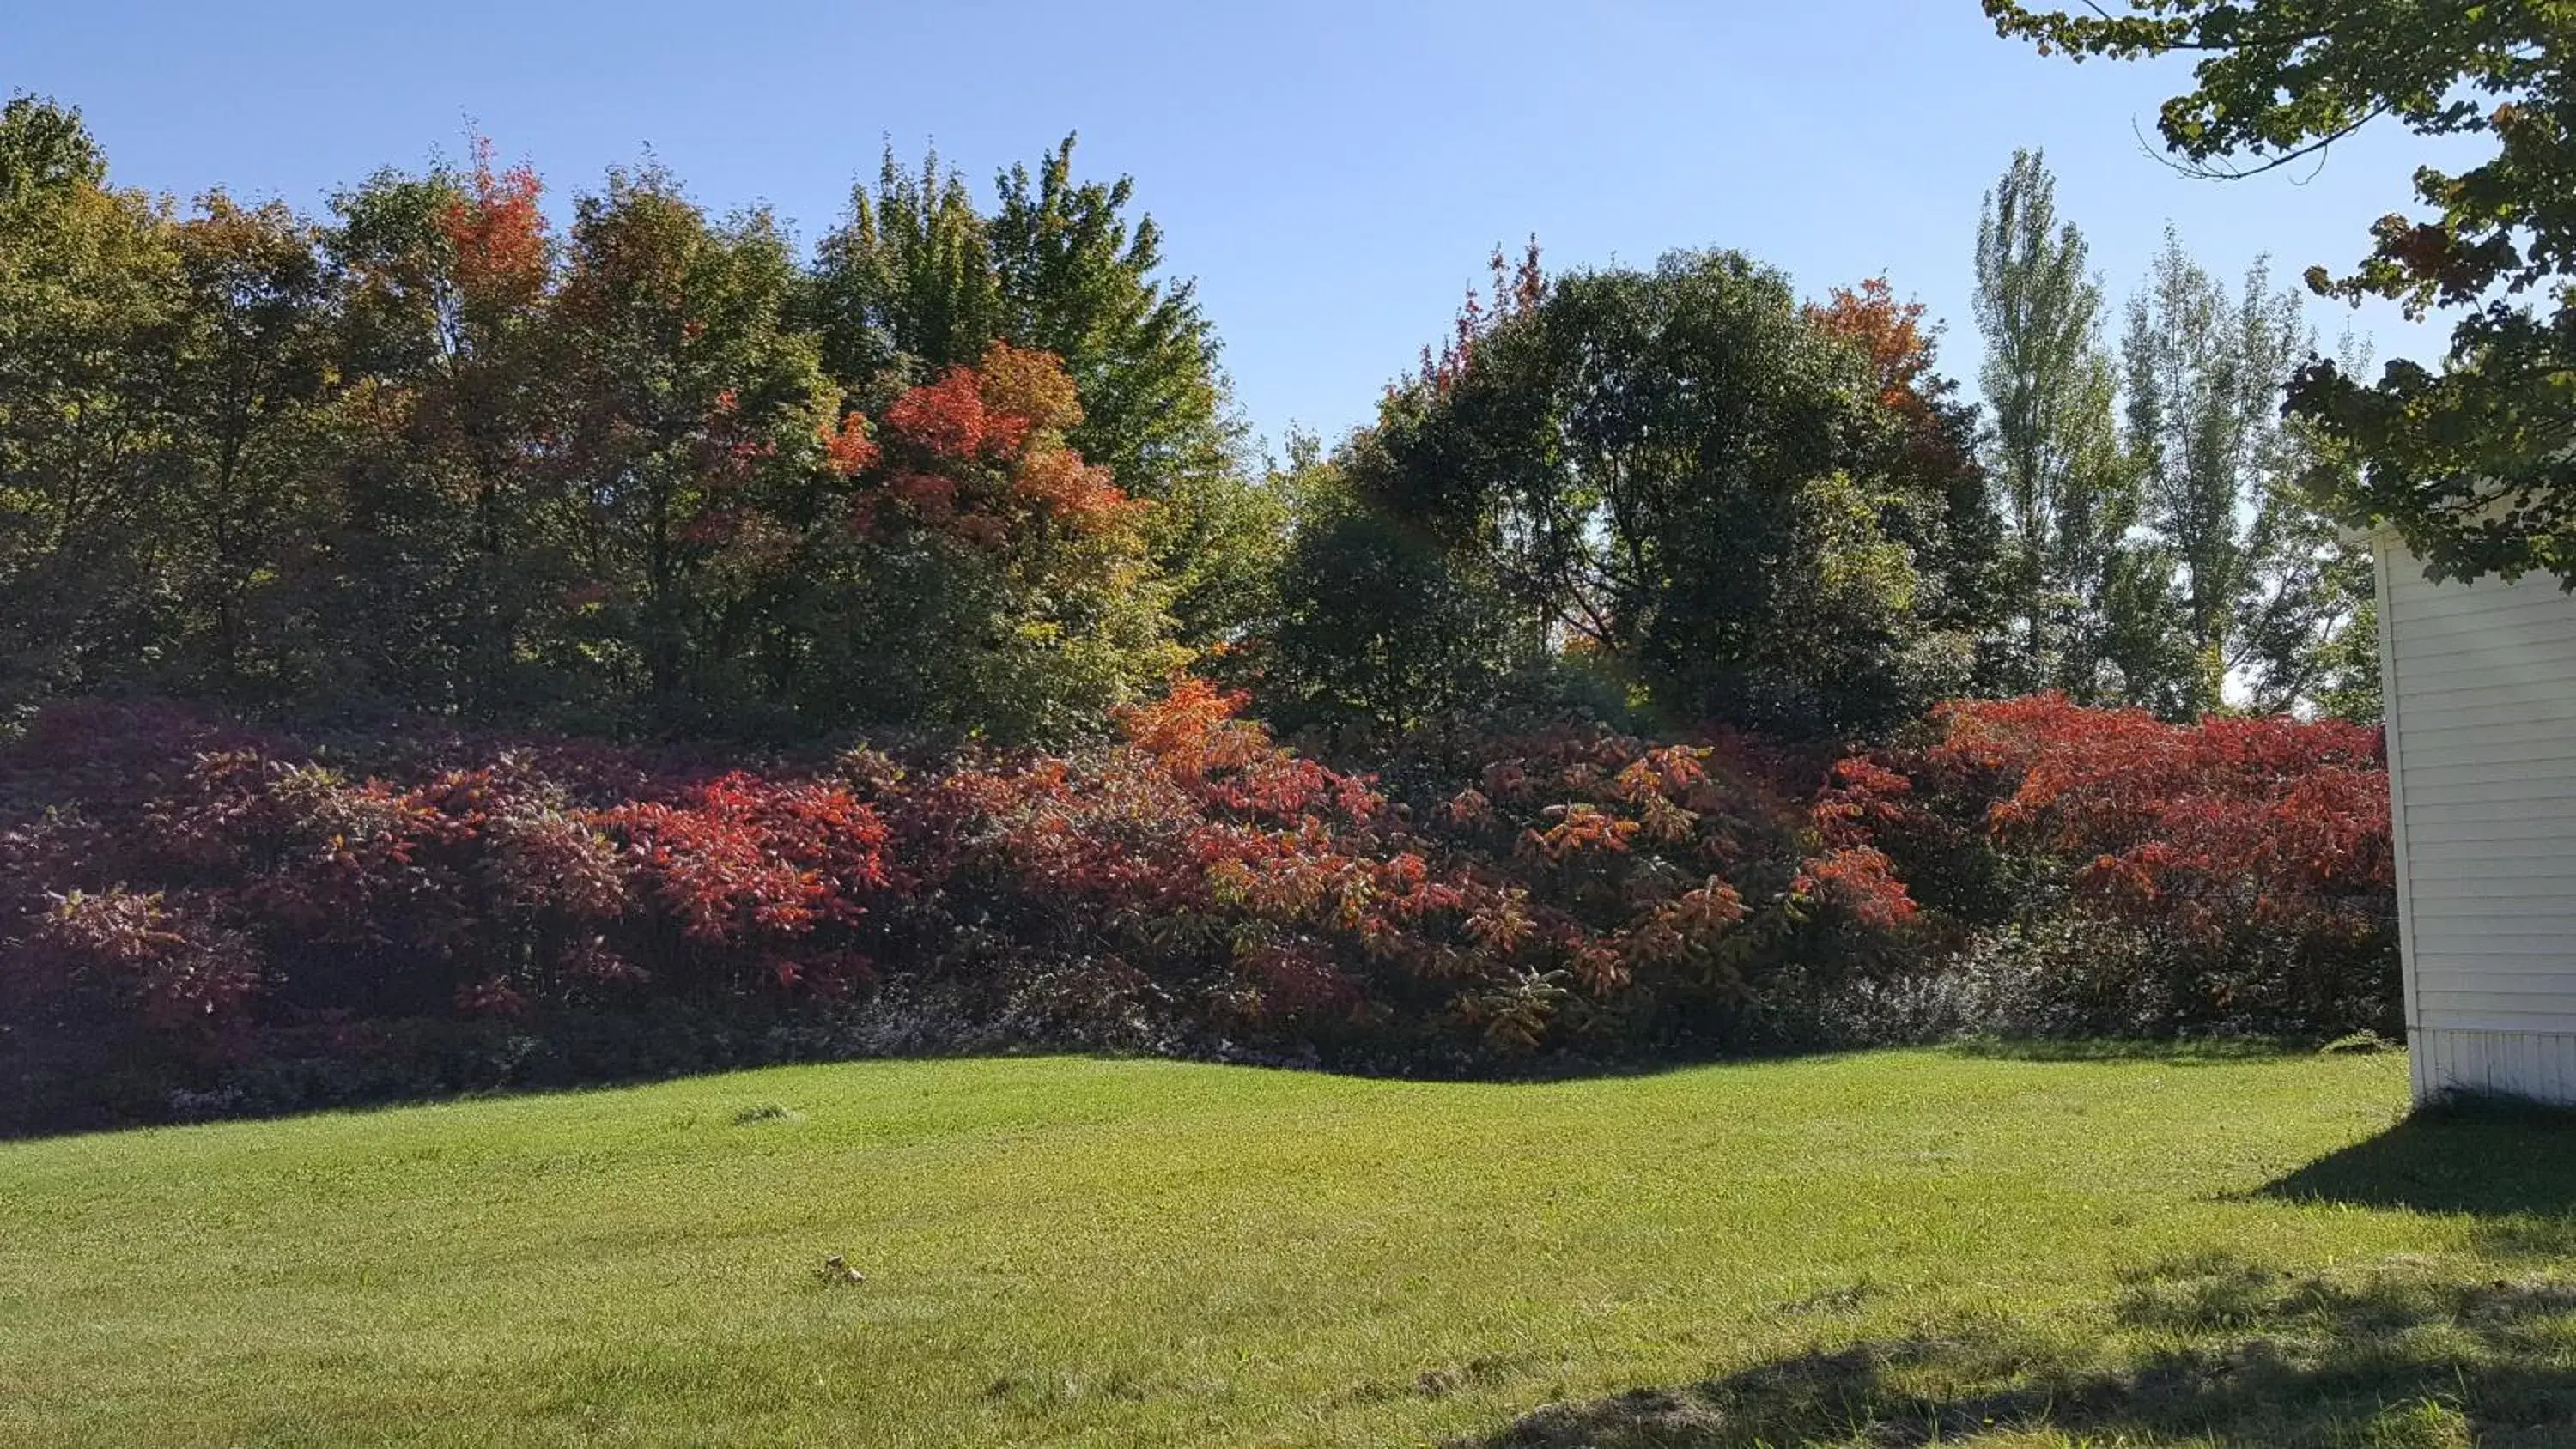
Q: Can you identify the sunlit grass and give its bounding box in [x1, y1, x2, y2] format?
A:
[2, 1047, 2566, 1446]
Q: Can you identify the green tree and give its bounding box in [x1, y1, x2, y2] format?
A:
[153, 194, 338, 702]
[987, 138, 1232, 505]
[0, 92, 103, 203]
[1973, 149, 2155, 703]
[2235, 334, 2385, 720]
[1351, 248, 1974, 741]
[1807, 277, 2017, 693]
[2122, 233, 2310, 713]
[1259, 434, 1543, 743]
[805, 147, 998, 394]
[1988, 0, 2576, 587]
[550, 168, 843, 733]
[0, 113, 1212, 746]
[0, 95, 182, 710]
[810, 139, 1266, 646]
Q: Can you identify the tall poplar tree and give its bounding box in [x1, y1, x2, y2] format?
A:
[1971, 149, 2144, 702]
[1990, 0, 2576, 590]
[2121, 231, 2307, 715]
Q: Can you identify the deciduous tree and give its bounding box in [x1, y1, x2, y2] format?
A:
[2121, 233, 2310, 713]
[0, 96, 182, 708]
[1972, 149, 2148, 702]
[1350, 247, 1978, 741]
[1989, 0, 2576, 588]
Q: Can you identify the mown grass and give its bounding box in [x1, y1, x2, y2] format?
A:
[1, 1047, 2569, 1446]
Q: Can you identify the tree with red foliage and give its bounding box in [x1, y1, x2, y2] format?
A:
[438, 137, 549, 320]
[322, 136, 574, 719]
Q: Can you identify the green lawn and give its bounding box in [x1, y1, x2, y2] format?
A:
[3, 1047, 2571, 1447]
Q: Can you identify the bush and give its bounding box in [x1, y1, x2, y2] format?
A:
[0, 689, 2400, 1131]
[1813, 695, 2399, 1040]
[0, 700, 896, 1077]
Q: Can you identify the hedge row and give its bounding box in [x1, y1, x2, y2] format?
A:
[0, 690, 2398, 1130]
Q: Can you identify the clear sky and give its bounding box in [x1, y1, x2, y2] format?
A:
[12, 0, 2456, 457]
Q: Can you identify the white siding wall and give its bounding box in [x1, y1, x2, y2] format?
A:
[2377, 532, 2576, 1104]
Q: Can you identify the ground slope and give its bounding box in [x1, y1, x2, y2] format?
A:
[2, 1048, 2569, 1446]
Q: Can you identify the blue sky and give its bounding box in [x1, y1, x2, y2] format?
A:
[15, 1, 2453, 456]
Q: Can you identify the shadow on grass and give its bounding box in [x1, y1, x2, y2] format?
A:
[2259, 1102, 2576, 1217]
[1460, 1255, 2576, 1448]
[2250, 1100, 2576, 1259]
[1941, 1035, 2317, 1066]
[0, 1028, 2375, 1143]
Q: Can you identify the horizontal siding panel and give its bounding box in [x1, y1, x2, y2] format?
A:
[2414, 973, 2576, 995]
[2399, 803, 2576, 833]
[2397, 737, 2576, 772]
[2400, 762, 2576, 795]
[2409, 892, 2576, 913]
[2392, 603, 2576, 642]
[2409, 951, 2576, 974]
[2405, 830, 2576, 855]
[2391, 569, 2574, 600]
[2404, 857, 2576, 882]
[2420, 980, 2576, 1004]
[2417, 1001, 2576, 1018]
[2403, 748, 2576, 780]
[2391, 887, 2576, 906]
[2415, 943, 2576, 963]
[2388, 589, 2576, 634]
[2418, 1005, 2576, 1035]
[2391, 795, 2576, 824]
[2397, 644, 2576, 692]
[2385, 778, 2576, 808]
[2392, 715, 2576, 751]
[2405, 815, 2576, 846]
[2411, 925, 2576, 949]
[2401, 849, 2576, 885]
[2411, 944, 2576, 964]
[2421, 984, 2576, 1005]
[2396, 696, 2576, 731]
[2388, 601, 2576, 645]
[2395, 682, 2576, 717]
[2389, 576, 2576, 618]
[2407, 918, 2576, 941]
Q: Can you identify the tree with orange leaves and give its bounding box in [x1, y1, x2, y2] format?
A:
[1809, 276, 2014, 693]
[793, 341, 1182, 743]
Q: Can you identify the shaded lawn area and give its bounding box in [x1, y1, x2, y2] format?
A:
[0, 1048, 2568, 1446]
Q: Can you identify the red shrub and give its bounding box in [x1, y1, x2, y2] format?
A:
[0, 688, 2397, 1129]
[603, 773, 889, 949]
[0, 700, 898, 1051]
[1817, 695, 2397, 1033]
[28, 888, 264, 1031]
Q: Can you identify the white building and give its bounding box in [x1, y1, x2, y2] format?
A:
[2372, 528, 2576, 1105]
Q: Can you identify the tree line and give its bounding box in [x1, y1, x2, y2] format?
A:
[1, 94, 2376, 753]
[0, 105, 1272, 743]
[1260, 155, 2379, 745]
